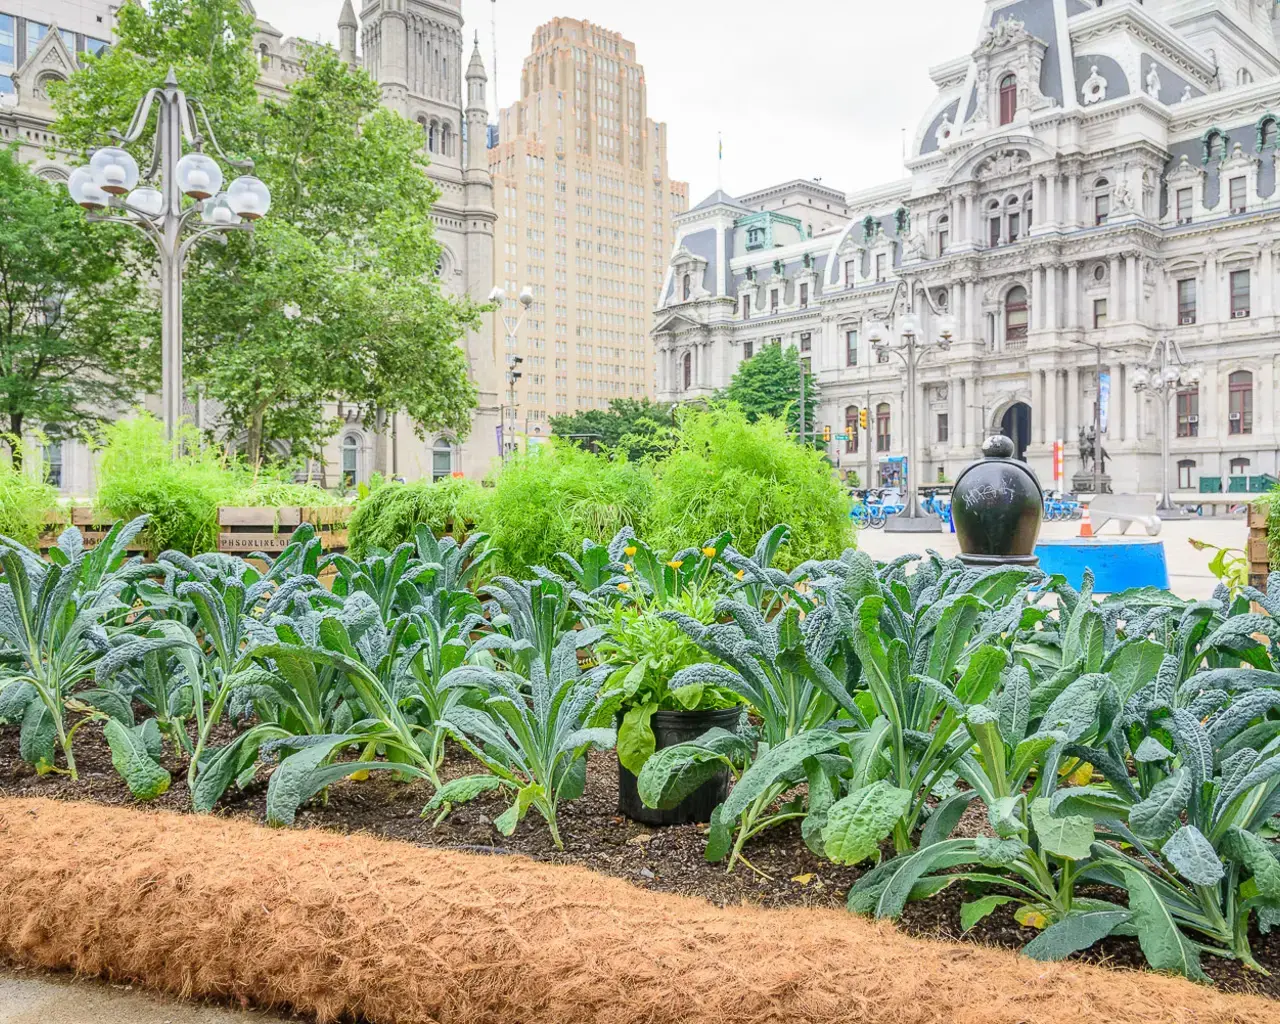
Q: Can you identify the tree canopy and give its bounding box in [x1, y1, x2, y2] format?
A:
[50, 0, 482, 466]
[0, 145, 157, 459]
[721, 342, 819, 440]
[549, 398, 676, 460]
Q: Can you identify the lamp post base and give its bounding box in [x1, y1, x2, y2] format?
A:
[1156, 505, 1189, 520]
[884, 515, 944, 533]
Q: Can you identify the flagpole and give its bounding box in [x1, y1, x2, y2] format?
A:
[717, 131, 723, 191]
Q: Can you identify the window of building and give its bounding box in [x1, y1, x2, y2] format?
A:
[989, 216, 1001, 247]
[1230, 176, 1247, 213]
[875, 254, 886, 281]
[1230, 457, 1251, 476]
[1264, 120, 1279, 150]
[1229, 370, 1253, 433]
[84, 36, 109, 56]
[0, 74, 12, 96]
[432, 439, 453, 481]
[1177, 459, 1195, 490]
[844, 259, 857, 286]
[341, 435, 360, 487]
[770, 289, 779, 313]
[1231, 269, 1250, 317]
[682, 351, 692, 390]
[937, 413, 949, 444]
[1176, 388, 1199, 437]
[937, 215, 949, 254]
[682, 273, 691, 301]
[1025, 191, 1034, 229]
[876, 403, 891, 452]
[999, 73, 1017, 125]
[845, 329, 858, 366]
[743, 340, 754, 360]
[741, 294, 750, 320]
[44, 440, 62, 488]
[1093, 298, 1108, 329]
[845, 406, 859, 454]
[1177, 278, 1196, 324]
[799, 282, 809, 308]
[1094, 182, 1110, 225]
[25, 21, 48, 59]
[1176, 187, 1193, 223]
[1008, 212, 1020, 240]
[799, 331, 811, 353]
[0, 15, 13, 64]
[1005, 285, 1028, 341]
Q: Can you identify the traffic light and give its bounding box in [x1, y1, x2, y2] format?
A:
[859, 408, 869, 430]
[506, 354, 524, 386]
[822, 425, 832, 443]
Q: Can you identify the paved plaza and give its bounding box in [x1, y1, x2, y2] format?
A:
[0, 969, 279, 1023]
[854, 514, 1249, 601]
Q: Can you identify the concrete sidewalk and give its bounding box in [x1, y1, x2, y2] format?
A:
[0, 967, 283, 1023]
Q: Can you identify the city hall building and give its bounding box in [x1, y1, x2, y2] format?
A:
[655, 0, 1280, 496]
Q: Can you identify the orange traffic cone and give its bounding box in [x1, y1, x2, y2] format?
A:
[1079, 506, 1094, 538]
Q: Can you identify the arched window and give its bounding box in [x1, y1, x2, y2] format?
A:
[441, 124, 452, 156]
[845, 405, 860, 454]
[937, 214, 950, 255]
[1261, 118, 1278, 150]
[44, 440, 62, 488]
[432, 439, 453, 481]
[1093, 179, 1111, 225]
[682, 351, 692, 390]
[341, 435, 360, 487]
[1177, 459, 1195, 490]
[999, 73, 1018, 125]
[1024, 190, 1034, 231]
[1238, 68, 1253, 86]
[1006, 195, 1022, 241]
[875, 403, 891, 452]
[682, 273, 691, 301]
[428, 122, 438, 153]
[987, 199, 1003, 246]
[259, 43, 270, 67]
[1005, 285, 1029, 342]
[1228, 370, 1253, 434]
[1230, 456, 1251, 477]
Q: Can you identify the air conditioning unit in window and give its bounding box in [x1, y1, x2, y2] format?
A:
[1233, 206, 1247, 215]
[1180, 316, 1195, 325]
[1178, 217, 1193, 225]
[1233, 310, 1249, 318]
[1230, 412, 1242, 421]
[1187, 415, 1200, 424]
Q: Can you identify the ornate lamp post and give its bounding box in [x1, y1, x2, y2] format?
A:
[490, 285, 534, 462]
[67, 69, 271, 439]
[1131, 337, 1201, 515]
[868, 282, 955, 533]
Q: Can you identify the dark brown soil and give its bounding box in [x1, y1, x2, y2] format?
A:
[3, 721, 1279, 1000]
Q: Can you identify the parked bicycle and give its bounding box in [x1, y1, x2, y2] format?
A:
[1042, 490, 1082, 521]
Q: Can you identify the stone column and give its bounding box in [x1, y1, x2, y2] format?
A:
[1203, 254, 1218, 322]
[1123, 365, 1138, 442]
[1029, 267, 1040, 331]
[971, 376, 985, 441]
[1126, 255, 1139, 321]
[968, 279, 981, 341]
[1045, 369, 1060, 444]
[1067, 173, 1080, 227]
[1046, 265, 1059, 331]
[1048, 173, 1060, 226]
[1108, 257, 1122, 320]
[1067, 367, 1080, 439]
[1262, 246, 1275, 314]
[1066, 263, 1079, 328]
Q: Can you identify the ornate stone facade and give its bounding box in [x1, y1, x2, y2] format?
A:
[655, 0, 1280, 496]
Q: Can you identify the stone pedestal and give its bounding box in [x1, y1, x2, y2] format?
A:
[1071, 472, 1111, 495]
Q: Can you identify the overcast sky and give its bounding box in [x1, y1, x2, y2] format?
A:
[255, 0, 981, 201]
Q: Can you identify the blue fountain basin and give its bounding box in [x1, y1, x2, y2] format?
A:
[1033, 537, 1170, 592]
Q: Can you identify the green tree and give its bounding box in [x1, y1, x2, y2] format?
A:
[549, 398, 676, 460]
[721, 342, 819, 440]
[0, 145, 157, 459]
[51, 1, 481, 467]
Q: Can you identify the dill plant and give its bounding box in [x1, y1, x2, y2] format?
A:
[0, 438, 60, 547]
[645, 405, 853, 569]
[347, 477, 489, 558]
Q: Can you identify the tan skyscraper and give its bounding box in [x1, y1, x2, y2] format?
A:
[489, 18, 687, 442]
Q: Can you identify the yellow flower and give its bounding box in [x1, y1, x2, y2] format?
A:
[624, 545, 637, 557]
[701, 546, 717, 558]
[667, 560, 684, 570]
[617, 581, 631, 592]
[624, 563, 634, 573]
[735, 570, 746, 580]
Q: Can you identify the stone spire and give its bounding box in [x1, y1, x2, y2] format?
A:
[338, 0, 357, 66]
[465, 32, 489, 171]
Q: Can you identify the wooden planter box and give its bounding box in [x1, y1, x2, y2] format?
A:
[216, 507, 353, 557]
[1248, 503, 1271, 593]
[38, 508, 149, 559]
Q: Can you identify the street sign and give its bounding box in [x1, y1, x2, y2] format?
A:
[836, 433, 849, 441]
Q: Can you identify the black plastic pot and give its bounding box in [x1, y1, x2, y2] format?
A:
[617, 705, 744, 826]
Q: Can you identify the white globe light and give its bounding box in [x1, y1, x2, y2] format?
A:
[518, 287, 534, 308]
[126, 186, 164, 218]
[225, 175, 271, 220]
[67, 166, 107, 210]
[867, 322, 885, 344]
[1132, 368, 1149, 390]
[176, 152, 223, 200]
[938, 315, 956, 341]
[1163, 365, 1180, 384]
[200, 194, 240, 226]
[487, 286, 506, 303]
[89, 146, 140, 196]
[900, 314, 919, 337]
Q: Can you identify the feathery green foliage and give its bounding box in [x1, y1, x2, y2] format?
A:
[346, 477, 489, 559]
[0, 438, 60, 547]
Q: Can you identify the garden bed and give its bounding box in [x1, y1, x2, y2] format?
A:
[4, 725, 1280, 1000]
[1, 793, 1275, 1024]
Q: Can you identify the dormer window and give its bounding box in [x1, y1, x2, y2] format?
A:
[746, 227, 765, 251]
[682, 273, 691, 301]
[999, 73, 1017, 126]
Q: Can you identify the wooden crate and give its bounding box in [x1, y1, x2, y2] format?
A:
[216, 506, 354, 556]
[1248, 503, 1271, 593]
[302, 506, 354, 553]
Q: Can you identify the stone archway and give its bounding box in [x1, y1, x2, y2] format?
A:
[999, 402, 1032, 462]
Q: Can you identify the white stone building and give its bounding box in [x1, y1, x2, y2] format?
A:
[655, 0, 1280, 499]
[0, 0, 499, 492]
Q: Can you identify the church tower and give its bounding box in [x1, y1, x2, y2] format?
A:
[337, 0, 357, 66]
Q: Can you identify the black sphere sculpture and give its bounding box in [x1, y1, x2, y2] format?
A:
[951, 435, 1044, 567]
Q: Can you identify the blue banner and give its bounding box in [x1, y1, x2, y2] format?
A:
[1099, 372, 1111, 433]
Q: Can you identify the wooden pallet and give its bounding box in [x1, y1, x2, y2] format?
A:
[1248, 503, 1271, 593]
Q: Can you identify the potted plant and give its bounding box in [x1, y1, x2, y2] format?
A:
[597, 536, 744, 825]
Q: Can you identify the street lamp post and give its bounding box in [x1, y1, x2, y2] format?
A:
[1131, 337, 1202, 515]
[868, 280, 955, 533]
[67, 69, 271, 440]
[1067, 338, 1107, 495]
[490, 285, 534, 462]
